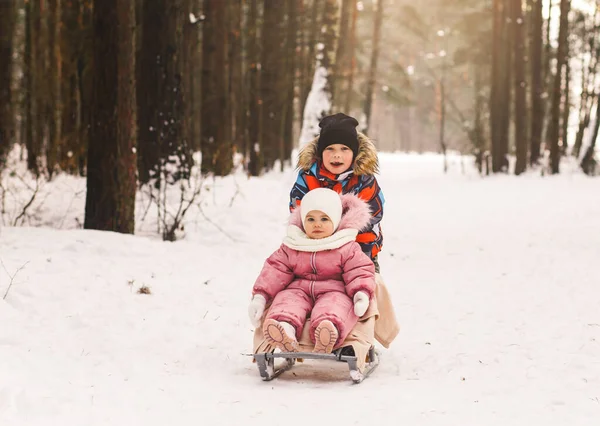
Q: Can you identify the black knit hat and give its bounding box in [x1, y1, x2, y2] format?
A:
[317, 113, 359, 159]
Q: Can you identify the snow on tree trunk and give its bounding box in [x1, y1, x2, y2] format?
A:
[298, 0, 338, 149]
[298, 66, 331, 147]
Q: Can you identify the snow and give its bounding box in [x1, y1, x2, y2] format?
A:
[298, 66, 331, 147]
[1, 153, 600, 426]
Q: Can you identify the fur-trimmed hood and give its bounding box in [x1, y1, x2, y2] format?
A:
[296, 132, 379, 176]
[282, 193, 372, 252]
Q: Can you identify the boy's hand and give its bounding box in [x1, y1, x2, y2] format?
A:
[248, 294, 267, 327]
[353, 291, 369, 317]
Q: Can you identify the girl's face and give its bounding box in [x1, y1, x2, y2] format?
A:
[322, 144, 354, 175]
[303, 210, 335, 239]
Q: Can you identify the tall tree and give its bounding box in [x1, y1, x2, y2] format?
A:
[512, 0, 527, 174]
[229, 0, 244, 157]
[547, 0, 570, 174]
[47, 0, 62, 177]
[298, 0, 339, 145]
[246, 0, 261, 176]
[59, 0, 92, 176]
[529, 0, 544, 166]
[183, 0, 201, 154]
[363, 0, 384, 135]
[137, 0, 192, 186]
[0, 0, 16, 164]
[560, 58, 570, 155]
[490, 0, 510, 172]
[84, 0, 137, 233]
[201, 0, 231, 175]
[259, 1, 286, 170]
[158, 0, 190, 179]
[23, 0, 41, 173]
[572, 6, 600, 159]
[137, 0, 164, 183]
[283, 0, 299, 166]
[301, 0, 322, 121]
[333, 0, 352, 111]
[344, 0, 358, 113]
[580, 107, 599, 175]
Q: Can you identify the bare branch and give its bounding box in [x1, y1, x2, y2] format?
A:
[13, 177, 40, 226]
[198, 203, 237, 242]
[58, 189, 85, 229]
[163, 176, 204, 241]
[228, 177, 245, 208]
[1, 258, 30, 300]
[137, 186, 155, 227]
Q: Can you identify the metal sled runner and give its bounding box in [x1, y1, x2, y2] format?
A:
[252, 346, 380, 384]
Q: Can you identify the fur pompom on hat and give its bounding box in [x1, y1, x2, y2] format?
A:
[300, 188, 343, 231]
[317, 113, 359, 159]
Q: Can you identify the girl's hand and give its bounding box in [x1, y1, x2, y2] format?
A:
[353, 291, 369, 317]
[248, 294, 267, 327]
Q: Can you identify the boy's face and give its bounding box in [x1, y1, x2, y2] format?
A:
[303, 210, 335, 239]
[322, 144, 354, 175]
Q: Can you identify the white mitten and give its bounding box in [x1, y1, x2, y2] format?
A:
[353, 291, 369, 317]
[248, 294, 267, 327]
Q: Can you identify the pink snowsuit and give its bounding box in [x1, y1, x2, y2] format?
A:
[252, 194, 376, 346]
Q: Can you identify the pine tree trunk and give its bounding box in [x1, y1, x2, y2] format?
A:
[297, 0, 306, 126]
[540, 0, 552, 148]
[190, 0, 202, 153]
[513, 0, 528, 175]
[259, 1, 286, 171]
[333, 0, 352, 111]
[344, 0, 358, 113]
[0, 0, 16, 164]
[59, 1, 91, 175]
[529, 0, 543, 166]
[543, 0, 552, 85]
[34, 0, 49, 176]
[573, 99, 593, 160]
[298, 0, 339, 146]
[472, 62, 485, 173]
[490, 0, 510, 173]
[80, 3, 93, 176]
[137, 0, 165, 183]
[301, 0, 321, 121]
[572, 7, 599, 159]
[161, 0, 190, 176]
[201, 0, 231, 175]
[24, 1, 40, 174]
[581, 105, 600, 174]
[363, 0, 384, 135]
[84, 0, 136, 233]
[230, 0, 244, 157]
[548, 0, 570, 174]
[439, 60, 447, 173]
[560, 59, 570, 155]
[115, 0, 137, 232]
[247, 0, 261, 176]
[283, 0, 298, 165]
[183, 0, 200, 154]
[47, 0, 62, 178]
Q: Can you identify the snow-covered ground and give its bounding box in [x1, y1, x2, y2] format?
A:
[1, 153, 600, 426]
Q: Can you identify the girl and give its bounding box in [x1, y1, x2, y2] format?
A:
[248, 188, 376, 354]
[290, 113, 385, 270]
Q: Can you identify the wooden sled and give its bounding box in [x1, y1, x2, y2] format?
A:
[250, 273, 399, 384]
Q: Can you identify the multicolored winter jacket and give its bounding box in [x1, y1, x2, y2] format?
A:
[289, 133, 384, 260]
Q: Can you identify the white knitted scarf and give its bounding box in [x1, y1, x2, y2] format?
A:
[282, 225, 358, 252]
